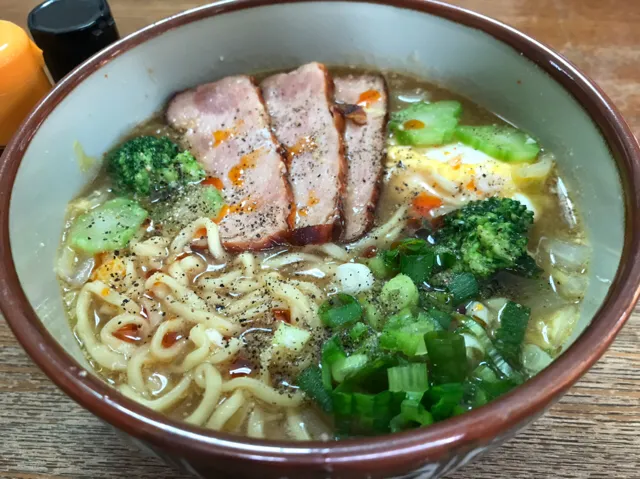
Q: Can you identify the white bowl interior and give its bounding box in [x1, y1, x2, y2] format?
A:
[9, 1, 623, 368]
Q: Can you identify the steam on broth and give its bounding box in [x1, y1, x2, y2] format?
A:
[57, 65, 589, 441]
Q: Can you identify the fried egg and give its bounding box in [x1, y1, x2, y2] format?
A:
[386, 143, 552, 220]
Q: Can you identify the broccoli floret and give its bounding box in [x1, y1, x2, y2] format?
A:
[150, 183, 225, 235]
[435, 197, 534, 278]
[106, 136, 205, 197]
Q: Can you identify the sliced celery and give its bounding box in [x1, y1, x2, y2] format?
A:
[69, 198, 148, 254]
[455, 125, 540, 163]
[389, 101, 462, 146]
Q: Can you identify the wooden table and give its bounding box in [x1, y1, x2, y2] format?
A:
[1, 1, 639, 477]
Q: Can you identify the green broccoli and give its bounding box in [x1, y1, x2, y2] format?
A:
[150, 183, 225, 235]
[106, 136, 205, 197]
[435, 197, 534, 278]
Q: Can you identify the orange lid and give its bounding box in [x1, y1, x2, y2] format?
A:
[0, 20, 46, 92]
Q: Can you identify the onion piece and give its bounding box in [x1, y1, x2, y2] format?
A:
[484, 297, 509, 314]
[511, 152, 554, 189]
[521, 343, 554, 375]
[56, 246, 95, 287]
[550, 269, 589, 301]
[525, 305, 578, 353]
[66, 189, 112, 217]
[556, 178, 578, 229]
[461, 332, 485, 369]
[538, 237, 590, 274]
[466, 301, 490, 323]
[394, 89, 430, 104]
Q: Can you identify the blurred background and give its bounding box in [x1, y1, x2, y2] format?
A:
[3, 0, 638, 135]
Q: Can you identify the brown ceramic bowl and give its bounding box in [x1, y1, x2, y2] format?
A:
[1, 1, 639, 478]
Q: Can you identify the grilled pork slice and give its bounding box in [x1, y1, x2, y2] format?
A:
[334, 74, 388, 242]
[166, 75, 292, 251]
[261, 62, 346, 245]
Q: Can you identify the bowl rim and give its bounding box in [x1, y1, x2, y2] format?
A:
[1, 0, 639, 472]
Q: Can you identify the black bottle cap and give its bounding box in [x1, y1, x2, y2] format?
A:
[28, 0, 120, 82]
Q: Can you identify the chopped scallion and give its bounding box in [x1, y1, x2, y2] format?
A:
[319, 293, 363, 329]
[400, 392, 434, 426]
[429, 383, 465, 421]
[297, 366, 333, 412]
[424, 307, 452, 329]
[400, 251, 435, 285]
[447, 272, 479, 305]
[425, 331, 468, 384]
[387, 363, 429, 393]
[335, 355, 400, 394]
[332, 391, 354, 416]
[348, 322, 369, 341]
[495, 301, 531, 366]
[332, 354, 369, 383]
[322, 336, 346, 367]
[368, 254, 395, 279]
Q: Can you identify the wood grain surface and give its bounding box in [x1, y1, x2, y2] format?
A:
[1, 1, 639, 478]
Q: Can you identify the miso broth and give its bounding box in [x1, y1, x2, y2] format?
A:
[57, 66, 589, 440]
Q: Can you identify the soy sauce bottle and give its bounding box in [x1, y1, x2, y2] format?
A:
[28, 0, 120, 82]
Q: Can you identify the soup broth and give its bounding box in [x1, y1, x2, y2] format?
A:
[57, 67, 589, 441]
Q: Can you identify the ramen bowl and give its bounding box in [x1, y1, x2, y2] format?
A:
[1, 1, 639, 478]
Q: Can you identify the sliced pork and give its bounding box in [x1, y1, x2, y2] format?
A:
[166, 75, 292, 251]
[261, 62, 346, 245]
[334, 74, 388, 242]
